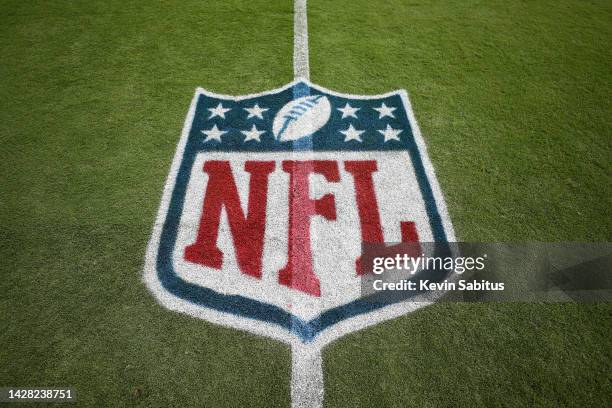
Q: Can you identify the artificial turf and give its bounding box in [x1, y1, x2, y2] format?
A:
[1, 0, 610, 406]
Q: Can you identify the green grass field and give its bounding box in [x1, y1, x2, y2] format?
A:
[1, 0, 610, 406]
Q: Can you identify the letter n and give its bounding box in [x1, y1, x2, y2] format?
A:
[184, 160, 275, 278]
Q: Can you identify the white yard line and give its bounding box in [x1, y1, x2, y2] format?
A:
[291, 344, 324, 408]
[293, 0, 310, 80]
[291, 2, 322, 408]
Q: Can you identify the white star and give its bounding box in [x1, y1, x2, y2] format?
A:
[337, 103, 360, 119]
[378, 124, 402, 142]
[374, 102, 396, 119]
[208, 102, 231, 119]
[241, 124, 266, 142]
[201, 124, 227, 143]
[244, 104, 269, 120]
[340, 124, 365, 142]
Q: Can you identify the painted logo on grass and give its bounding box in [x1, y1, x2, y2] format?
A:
[144, 80, 455, 347]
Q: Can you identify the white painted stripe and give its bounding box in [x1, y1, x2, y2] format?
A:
[291, 345, 324, 408]
[293, 0, 310, 80]
[292, 2, 320, 406]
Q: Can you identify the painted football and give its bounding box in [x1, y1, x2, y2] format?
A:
[272, 95, 331, 141]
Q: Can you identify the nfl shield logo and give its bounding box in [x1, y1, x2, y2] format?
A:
[144, 80, 455, 347]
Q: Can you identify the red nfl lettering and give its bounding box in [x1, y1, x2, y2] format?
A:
[184, 158, 423, 297]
